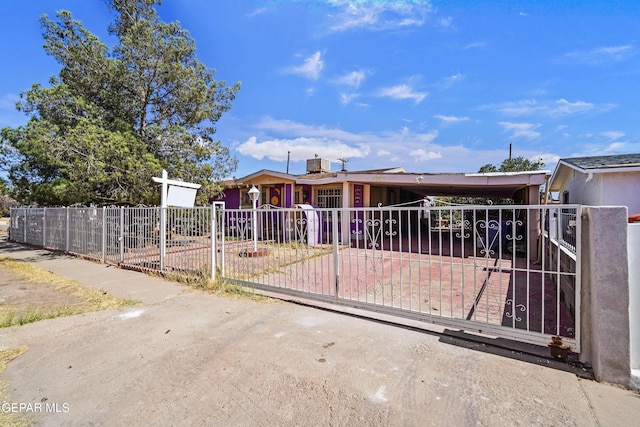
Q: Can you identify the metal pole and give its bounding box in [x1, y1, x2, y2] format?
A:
[252, 198, 258, 252]
[160, 169, 168, 271]
[119, 207, 125, 264]
[102, 206, 107, 263]
[333, 209, 339, 299]
[43, 207, 47, 247]
[211, 203, 217, 281]
[65, 207, 70, 251]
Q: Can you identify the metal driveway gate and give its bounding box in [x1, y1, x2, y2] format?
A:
[9, 203, 580, 350]
[214, 204, 581, 350]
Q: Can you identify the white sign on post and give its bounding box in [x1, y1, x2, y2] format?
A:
[151, 170, 202, 270]
[167, 185, 198, 208]
[152, 169, 202, 208]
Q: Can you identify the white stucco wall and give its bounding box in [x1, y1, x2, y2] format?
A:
[602, 173, 640, 215]
[562, 171, 601, 205]
[562, 171, 640, 215]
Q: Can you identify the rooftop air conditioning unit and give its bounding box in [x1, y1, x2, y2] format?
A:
[306, 158, 331, 173]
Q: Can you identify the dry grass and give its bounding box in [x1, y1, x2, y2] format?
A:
[164, 268, 269, 301]
[0, 346, 32, 426]
[0, 256, 138, 328]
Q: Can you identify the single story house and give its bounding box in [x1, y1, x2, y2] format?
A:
[219, 158, 548, 210]
[215, 158, 549, 249]
[549, 153, 640, 218]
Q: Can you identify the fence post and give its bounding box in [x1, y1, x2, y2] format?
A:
[102, 207, 107, 263]
[211, 203, 217, 281]
[333, 209, 340, 299]
[65, 207, 70, 252]
[119, 207, 125, 263]
[160, 206, 166, 271]
[43, 207, 47, 247]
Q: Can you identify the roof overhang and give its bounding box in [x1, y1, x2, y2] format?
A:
[549, 159, 640, 192]
[299, 171, 549, 198]
[233, 169, 297, 186]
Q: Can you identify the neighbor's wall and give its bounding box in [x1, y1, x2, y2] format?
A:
[581, 206, 631, 387]
[563, 171, 640, 215]
[563, 171, 603, 206]
[602, 173, 640, 215]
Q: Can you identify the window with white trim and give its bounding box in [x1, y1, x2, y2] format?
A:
[316, 188, 342, 208]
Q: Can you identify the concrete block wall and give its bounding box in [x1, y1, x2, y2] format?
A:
[628, 223, 640, 389]
[581, 206, 631, 387]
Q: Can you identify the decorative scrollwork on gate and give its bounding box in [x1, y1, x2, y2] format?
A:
[505, 219, 523, 243]
[454, 219, 471, 239]
[365, 217, 383, 248]
[231, 216, 251, 241]
[505, 299, 526, 322]
[475, 219, 500, 257]
[384, 217, 397, 238]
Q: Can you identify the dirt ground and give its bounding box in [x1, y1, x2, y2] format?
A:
[0, 256, 136, 329]
[0, 268, 85, 313]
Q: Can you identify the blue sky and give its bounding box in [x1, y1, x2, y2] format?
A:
[1, 0, 639, 178]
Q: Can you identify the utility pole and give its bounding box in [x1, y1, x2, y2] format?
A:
[286, 151, 290, 174]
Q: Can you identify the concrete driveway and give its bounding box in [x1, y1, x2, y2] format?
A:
[1, 240, 639, 426]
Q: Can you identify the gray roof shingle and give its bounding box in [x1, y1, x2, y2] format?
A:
[562, 153, 640, 170]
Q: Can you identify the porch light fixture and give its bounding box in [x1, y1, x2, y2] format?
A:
[248, 185, 260, 252]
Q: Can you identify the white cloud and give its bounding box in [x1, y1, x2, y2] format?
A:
[340, 93, 359, 106]
[410, 149, 442, 161]
[490, 98, 596, 117]
[237, 117, 447, 169]
[326, 0, 433, 32]
[434, 114, 469, 125]
[498, 121, 541, 140]
[437, 16, 454, 29]
[287, 51, 325, 81]
[563, 44, 635, 64]
[247, 7, 268, 17]
[378, 84, 427, 104]
[552, 99, 595, 115]
[335, 70, 367, 88]
[440, 72, 465, 89]
[601, 130, 625, 141]
[463, 42, 485, 50]
[237, 136, 369, 162]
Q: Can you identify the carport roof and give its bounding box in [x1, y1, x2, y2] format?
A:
[234, 168, 549, 199]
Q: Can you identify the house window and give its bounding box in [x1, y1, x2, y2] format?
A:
[240, 187, 259, 209]
[317, 188, 342, 208]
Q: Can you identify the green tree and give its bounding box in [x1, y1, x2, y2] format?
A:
[0, 0, 240, 206]
[436, 156, 546, 207]
[0, 178, 19, 216]
[478, 156, 544, 173]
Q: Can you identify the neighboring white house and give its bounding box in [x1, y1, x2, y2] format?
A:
[549, 153, 640, 217]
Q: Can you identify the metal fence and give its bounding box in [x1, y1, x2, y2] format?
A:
[9, 203, 581, 350]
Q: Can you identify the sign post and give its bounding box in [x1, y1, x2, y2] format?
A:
[152, 170, 201, 270]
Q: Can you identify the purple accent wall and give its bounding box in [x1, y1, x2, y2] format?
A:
[353, 184, 364, 208]
[351, 184, 364, 238]
[302, 185, 312, 204]
[285, 184, 293, 207]
[221, 188, 241, 209]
